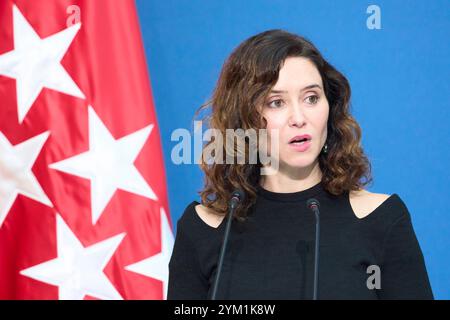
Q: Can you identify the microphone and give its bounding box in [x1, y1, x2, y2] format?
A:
[306, 198, 320, 300]
[210, 189, 245, 300]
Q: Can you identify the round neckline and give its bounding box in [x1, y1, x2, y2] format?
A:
[257, 181, 325, 202]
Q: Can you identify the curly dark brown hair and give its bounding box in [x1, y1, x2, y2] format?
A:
[194, 29, 372, 220]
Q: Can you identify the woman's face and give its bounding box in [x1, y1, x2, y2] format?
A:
[260, 57, 329, 170]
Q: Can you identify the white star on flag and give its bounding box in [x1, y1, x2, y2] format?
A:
[0, 131, 52, 228]
[0, 5, 85, 123]
[20, 214, 125, 300]
[125, 207, 174, 299]
[49, 106, 158, 225]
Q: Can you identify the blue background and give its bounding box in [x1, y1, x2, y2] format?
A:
[135, 0, 449, 299]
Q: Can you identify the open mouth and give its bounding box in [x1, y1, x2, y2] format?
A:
[289, 137, 311, 145]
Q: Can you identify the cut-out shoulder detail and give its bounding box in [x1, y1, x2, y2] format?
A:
[349, 190, 392, 219]
[194, 203, 226, 229]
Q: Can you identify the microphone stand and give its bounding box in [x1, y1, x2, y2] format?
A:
[307, 198, 320, 300]
[210, 195, 240, 300]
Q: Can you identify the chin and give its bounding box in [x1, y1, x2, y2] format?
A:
[282, 158, 316, 169]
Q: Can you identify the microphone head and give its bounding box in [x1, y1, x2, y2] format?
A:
[306, 198, 320, 210]
[231, 189, 245, 202]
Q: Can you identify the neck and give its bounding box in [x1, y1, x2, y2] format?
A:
[260, 161, 322, 193]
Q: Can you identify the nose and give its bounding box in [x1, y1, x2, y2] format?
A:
[288, 104, 306, 128]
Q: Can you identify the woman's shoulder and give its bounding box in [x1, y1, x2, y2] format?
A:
[193, 203, 226, 229]
[349, 189, 408, 221]
[178, 201, 226, 233]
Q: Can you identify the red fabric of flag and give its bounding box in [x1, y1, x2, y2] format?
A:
[0, 0, 172, 300]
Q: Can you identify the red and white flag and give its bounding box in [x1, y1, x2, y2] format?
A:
[0, 0, 172, 299]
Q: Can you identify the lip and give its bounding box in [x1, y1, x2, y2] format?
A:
[288, 134, 312, 144]
[289, 140, 311, 152]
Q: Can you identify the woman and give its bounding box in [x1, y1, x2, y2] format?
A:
[167, 29, 433, 299]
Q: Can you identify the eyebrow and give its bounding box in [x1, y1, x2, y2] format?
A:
[270, 84, 322, 94]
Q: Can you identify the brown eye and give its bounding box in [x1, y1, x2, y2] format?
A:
[267, 99, 284, 108]
[305, 95, 319, 105]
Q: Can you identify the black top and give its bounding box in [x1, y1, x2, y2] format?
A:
[168, 182, 433, 300]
